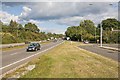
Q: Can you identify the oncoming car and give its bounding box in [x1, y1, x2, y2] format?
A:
[83, 40, 89, 44]
[26, 43, 41, 51]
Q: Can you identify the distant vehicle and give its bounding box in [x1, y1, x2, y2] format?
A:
[66, 37, 70, 40]
[53, 39, 57, 42]
[26, 43, 41, 51]
[25, 41, 31, 44]
[47, 39, 50, 41]
[84, 40, 89, 44]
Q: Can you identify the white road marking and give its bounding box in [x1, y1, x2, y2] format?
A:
[0, 41, 64, 70]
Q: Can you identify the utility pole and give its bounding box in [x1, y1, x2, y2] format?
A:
[100, 23, 103, 47]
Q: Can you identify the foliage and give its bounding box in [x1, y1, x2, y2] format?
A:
[102, 18, 120, 30]
[65, 20, 96, 42]
[0, 20, 64, 44]
[24, 23, 40, 33]
[102, 18, 120, 43]
[65, 18, 119, 43]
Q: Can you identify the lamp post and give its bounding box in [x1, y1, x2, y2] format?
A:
[88, 3, 113, 45]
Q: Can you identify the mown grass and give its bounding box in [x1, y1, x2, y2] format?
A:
[20, 41, 118, 78]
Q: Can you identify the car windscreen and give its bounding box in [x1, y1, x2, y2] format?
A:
[29, 43, 37, 47]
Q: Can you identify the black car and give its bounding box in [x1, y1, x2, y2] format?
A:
[26, 43, 41, 51]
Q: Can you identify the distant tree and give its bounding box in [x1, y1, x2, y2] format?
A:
[24, 23, 40, 32]
[47, 32, 53, 38]
[9, 20, 18, 36]
[0, 20, 3, 31]
[80, 20, 96, 36]
[65, 20, 96, 42]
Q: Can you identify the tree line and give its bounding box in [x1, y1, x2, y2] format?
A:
[0, 20, 64, 44]
[65, 18, 120, 43]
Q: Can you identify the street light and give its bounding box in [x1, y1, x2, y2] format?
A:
[88, 3, 114, 46]
[98, 3, 113, 47]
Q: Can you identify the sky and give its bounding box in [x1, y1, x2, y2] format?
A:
[0, 0, 119, 34]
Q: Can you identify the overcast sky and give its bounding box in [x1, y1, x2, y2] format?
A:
[0, 0, 119, 34]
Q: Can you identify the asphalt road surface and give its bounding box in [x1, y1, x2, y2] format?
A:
[0, 40, 64, 76]
[101, 44, 119, 48]
[79, 44, 119, 62]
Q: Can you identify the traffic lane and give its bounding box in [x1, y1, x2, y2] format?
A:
[1, 40, 63, 75]
[2, 40, 63, 67]
[2, 41, 54, 56]
[79, 45, 119, 61]
[2, 48, 26, 57]
[2, 41, 57, 58]
[102, 44, 119, 48]
[93, 44, 119, 48]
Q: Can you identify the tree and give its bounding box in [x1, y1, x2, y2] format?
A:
[101, 18, 119, 43]
[24, 23, 40, 32]
[65, 20, 96, 42]
[9, 20, 18, 36]
[102, 18, 119, 30]
[0, 20, 3, 32]
[80, 20, 96, 36]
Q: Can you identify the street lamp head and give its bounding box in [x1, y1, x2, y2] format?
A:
[89, 4, 93, 5]
[109, 3, 113, 5]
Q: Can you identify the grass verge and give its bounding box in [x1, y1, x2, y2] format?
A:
[4, 41, 118, 78]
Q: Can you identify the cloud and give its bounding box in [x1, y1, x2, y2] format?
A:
[22, 19, 40, 24]
[19, 6, 31, 20]
[17, 2, 118, 23]
[42, 27, 65, 34]
[51, 16, 84, 26]
[0, 11, 19, 24]
[28, 19, 40, 24]
[49, 9, 118, 26]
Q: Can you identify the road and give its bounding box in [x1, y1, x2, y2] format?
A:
[0, 40, 63, 76]
[101, 44, 119, 49]
[0, 41, 40, 48]
[79, 44, 119, 62]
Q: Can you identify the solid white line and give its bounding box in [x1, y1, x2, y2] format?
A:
[0, 41, 64, 70]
